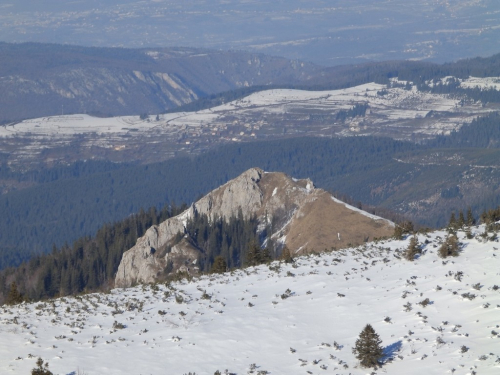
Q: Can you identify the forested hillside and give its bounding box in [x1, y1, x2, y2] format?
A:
[0, 136, 413, 269]
[0, 208, 265, 304]
[0, 203, 186, 304]
[2, 111, 500, 271]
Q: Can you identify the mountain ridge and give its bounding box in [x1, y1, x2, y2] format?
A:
[0, 42, 318, 124]
[115, 167, 394, 287]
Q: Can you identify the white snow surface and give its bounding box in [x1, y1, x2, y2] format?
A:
[1, 226, 500, 374]
[460, 77, 500, 90]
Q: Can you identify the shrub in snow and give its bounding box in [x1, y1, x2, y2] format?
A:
[454, 271, 464, 282]
[418, 298, 431, 307]
[112, 321, 125, 330]
[472, 283, 481, 290]
[31, 357, 53, 375]
[352, 324, 384, 368]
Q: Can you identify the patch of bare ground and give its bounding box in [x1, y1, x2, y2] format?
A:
[286, 191, 393, 254]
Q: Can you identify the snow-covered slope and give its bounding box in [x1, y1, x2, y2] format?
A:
[2, 78, 498, 169]
[1, 226, 499, 374]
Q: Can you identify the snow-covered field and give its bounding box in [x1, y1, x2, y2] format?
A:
[461, 77, 500, 90]
[1, 78, 498, 168]
[0, 81, 490, 139]
[1, 226, 499, 374]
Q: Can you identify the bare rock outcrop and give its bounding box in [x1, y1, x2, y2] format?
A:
[115, 167, 394, 287]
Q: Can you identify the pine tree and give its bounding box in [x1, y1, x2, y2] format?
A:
[260, 245, 272, 264]
[404, 235, 421, 261]
[31, 357, 53, 375]
[394, 221, 413, 240]
[466, 207, 475, 226]
[438, 235, 459, 258]
[448, 212, 457, 230]
[6, 281, 23, 305]
[210, 256, 227, 274]
[280, 245, 293, 263]
[458, 210, 465, 228]
[352, 324, 384, 368]
[246, 241, 261, 267]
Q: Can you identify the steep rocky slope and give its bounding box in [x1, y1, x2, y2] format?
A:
[115, 168, 394, 287]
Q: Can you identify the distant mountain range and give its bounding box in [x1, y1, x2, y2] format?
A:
[0, 42, 319, 124]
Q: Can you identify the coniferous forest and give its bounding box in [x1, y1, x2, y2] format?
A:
[0, 203, 187, 304]
[2, 113, 500, 271]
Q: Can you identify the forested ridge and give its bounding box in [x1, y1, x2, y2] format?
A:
[4, 114, 500, 303]
[2, 111, 500, 269]
[0, 203, 187, 305]
[0, 206, 269, 305]
[0, 136, 413, 270]
[428, 112, 500, 148]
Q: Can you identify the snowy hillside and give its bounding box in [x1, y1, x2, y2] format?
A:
[2, 78, 498, 169]
[1, 225, 499, 375]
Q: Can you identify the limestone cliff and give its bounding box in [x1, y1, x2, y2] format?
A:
[115, 167, 394, 287]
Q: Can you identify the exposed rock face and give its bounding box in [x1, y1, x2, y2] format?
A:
[115, 167, 394, 287]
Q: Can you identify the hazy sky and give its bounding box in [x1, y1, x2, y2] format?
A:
[1, 0, 500, 65]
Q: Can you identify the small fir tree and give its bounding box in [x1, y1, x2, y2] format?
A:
[352, 324, 384, 368]
[404, 235, 421, 261]
[394, 221, 413, 240]
[448, 212, 457, 230]
[6, 281, 23, 305]
[438, 235, 459, 258]
[31, 357, 53, 375]
[466, 207, 475, 226]
[280, 245, 293, 263]
[458, 210, 465, 228]
[246, 241, 262, 266]
[260, 245, 272, 264]
[210, 256, 227, 274]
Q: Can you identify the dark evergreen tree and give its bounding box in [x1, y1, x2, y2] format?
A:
[280, 246, 293, 263]
[404, 235, 421, 261]
[211, 256, 227, 274]
[352, 324, 384, 368]
[466, 207, 475, 226]
[448, 212, 457, 230]
[6, 281, 22, 305]
[246, 241, 262, 267]
[260, 245, 272, 264]
[458, 210, 465, 228]
[31, 357, 53, 375]
[438, 235, 459, 258]
[394, 221, 413, 240]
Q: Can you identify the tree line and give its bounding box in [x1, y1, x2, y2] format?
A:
[0, 203, 187, 304]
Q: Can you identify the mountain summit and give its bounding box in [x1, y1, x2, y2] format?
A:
[115, 168, 393, 287]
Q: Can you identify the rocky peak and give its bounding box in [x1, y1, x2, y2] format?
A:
[115, 168, 393, 287]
